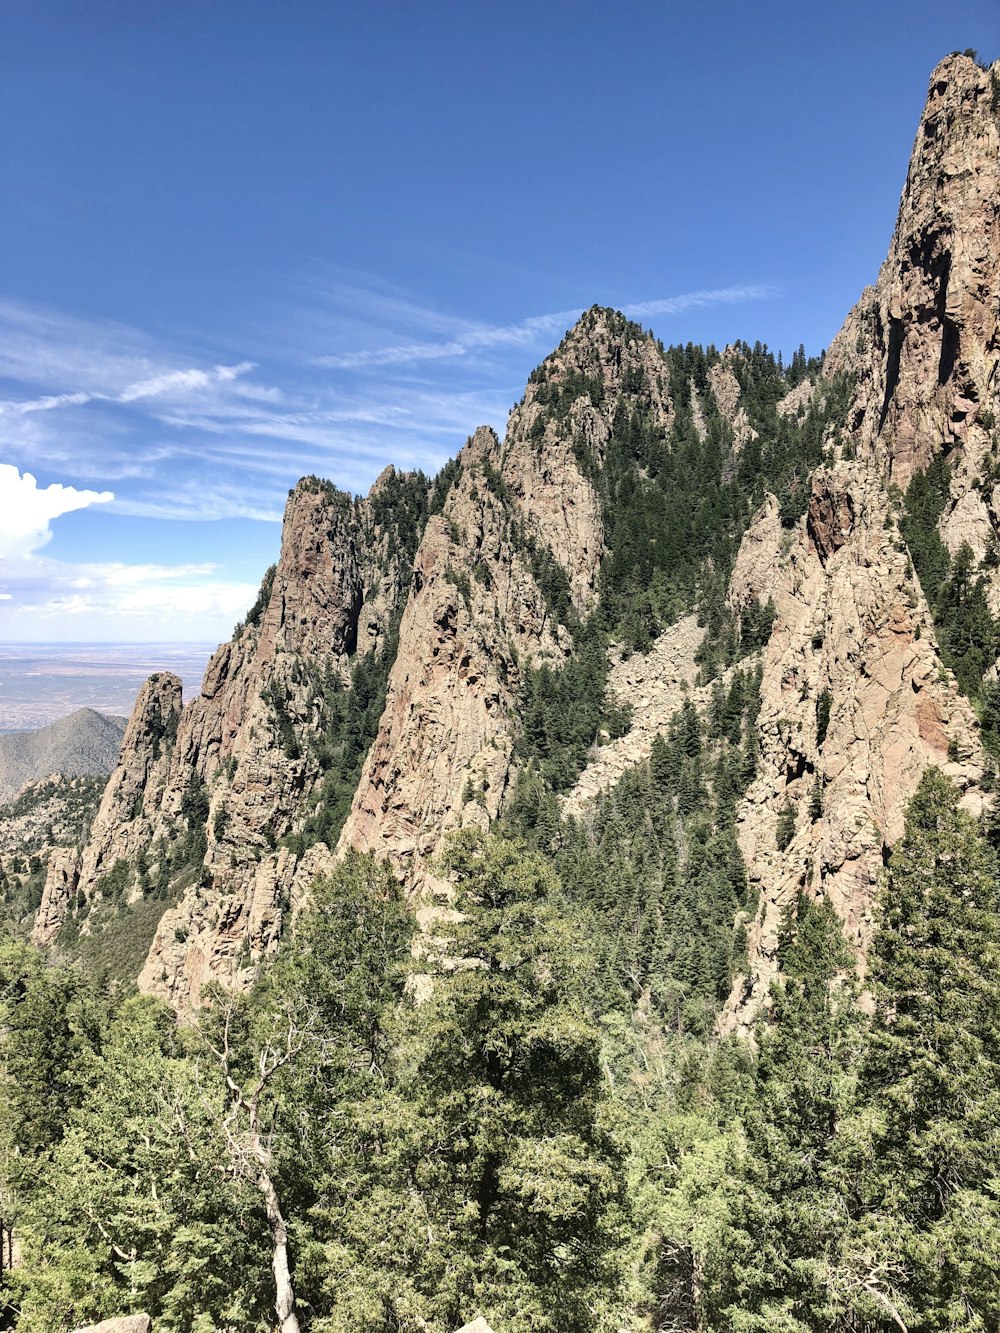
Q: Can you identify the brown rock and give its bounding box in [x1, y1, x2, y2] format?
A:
[825, 56, 1000, 494]
[71, 1316, 151, 1333]
[32, 847, 80, 947]
[721, 459, 985, 1030]
[63, 474, 421, 1010]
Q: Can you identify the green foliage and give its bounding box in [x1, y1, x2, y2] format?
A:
[143, 683, 180, 761]
[508, 667, 762, 1031]
[704, 896, 862, 1331]
[516, 626, 631, 791]
[428, 455, 461, 515]
[235, 562, 277, 635]
[70, 891, 181, 990]
[775, 801, 796, 851]
[512, 328, 845, 792]
[284, 636, 400, 856]
[6, 785, 1000, 1329]
[840, 769, 1000, 1330]
[815, 687, 833, 747]
[13, 995, 270, 1332]
[322, 833, 624, 1333]
[901, 457, 1000, 719]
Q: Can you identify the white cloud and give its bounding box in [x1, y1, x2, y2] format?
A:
[623, 285, 778, 318]
[0, 464, 114, 560]
[310, 286, 775, 371]
[1, 359, 258, 415]
[0, 549, 260, 643]
[0, 276, 787, 625]
[117, 361, 255, 403]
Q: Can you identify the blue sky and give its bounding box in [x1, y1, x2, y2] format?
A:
[1, 0, 997, 643]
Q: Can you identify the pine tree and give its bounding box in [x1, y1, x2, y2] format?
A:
[705, 895, 861, 1331]
[333, 833, 624, 1333]
[843, 769, 1000, 1330]
[776, 801, 796, 851]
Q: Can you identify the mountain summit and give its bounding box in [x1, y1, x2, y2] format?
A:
[0, 708, 125, 805]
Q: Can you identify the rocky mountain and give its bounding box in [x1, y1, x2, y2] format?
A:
[0, 708, 125, 804]
[0, 773, 105, 935]
[34, 53, 1000, 1028]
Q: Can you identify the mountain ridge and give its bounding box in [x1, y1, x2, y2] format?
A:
[31, 53, 1000, 1031]
[0, 708, 126, 805]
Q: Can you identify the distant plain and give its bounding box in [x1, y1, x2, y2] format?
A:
[0, 643, 216, 731]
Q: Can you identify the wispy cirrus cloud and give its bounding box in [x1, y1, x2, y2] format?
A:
[3, 359, 257, 415]
[0, 276, 779, 640]
[0, 278, 778, 522]
[309, 281, 777, 372]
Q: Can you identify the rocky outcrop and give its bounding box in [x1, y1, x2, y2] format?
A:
[825, 54, 1000, 499]
[33, 848, 79, 947]
[708, 352, 757, 448]
[714, 54, 1000, 1029]
[338, 426, 569, 873]
[75, 673, 184, 884]
[340, 309, 680, 881]
[54, 474, 425, 1008]
[43, 307, 688, 1003]
[71, 1317, 150, 1333]
[722, 469, 985, 1029]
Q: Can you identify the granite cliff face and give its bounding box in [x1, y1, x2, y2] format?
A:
[722, 53, 1000, 1024]
[722, 466, 985, 1027]
[338, 315, 672, 877]
[826, 54, 1000, 538]
[36, 474, 425, 1004]
[36, 55, 1000, 1025]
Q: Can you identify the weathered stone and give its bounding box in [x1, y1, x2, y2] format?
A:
[32, 846, 79, 947]
[59, 475, 418, 1010]
[825, 55, 1000, 512]
[71, 1315, 151, 1333]
[722, 462, 984, 1031]
[562, 615, 707, 818]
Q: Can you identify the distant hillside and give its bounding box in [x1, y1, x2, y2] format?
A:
[0, 708, 125, 803]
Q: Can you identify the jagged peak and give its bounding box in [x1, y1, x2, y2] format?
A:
[368, 463, 397, 497]
[539, 304, 658, 374]
[930, 49, 998, 81]
[287, 472, 350, 502]
[458, 424, 501, 464]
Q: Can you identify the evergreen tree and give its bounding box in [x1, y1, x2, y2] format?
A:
[841, 770, 1000, 1331]
[328, 833, 624, 1333]
[706, 895, 861, 1331]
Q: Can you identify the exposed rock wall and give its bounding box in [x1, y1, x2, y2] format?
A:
[717, 53, 1000, 1028]
[561, 614, 705, 818]
[33, 849, 80, 948]
[708, 352, 757, 449]
[722, 467, 985, 1029]
[826, 55, 1000, 529]
[44, 474, 422, 1007]
[339, 311, 680, 880]
[338, 426, 569, 873]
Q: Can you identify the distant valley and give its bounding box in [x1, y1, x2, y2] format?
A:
[0, 642, 214, 731]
